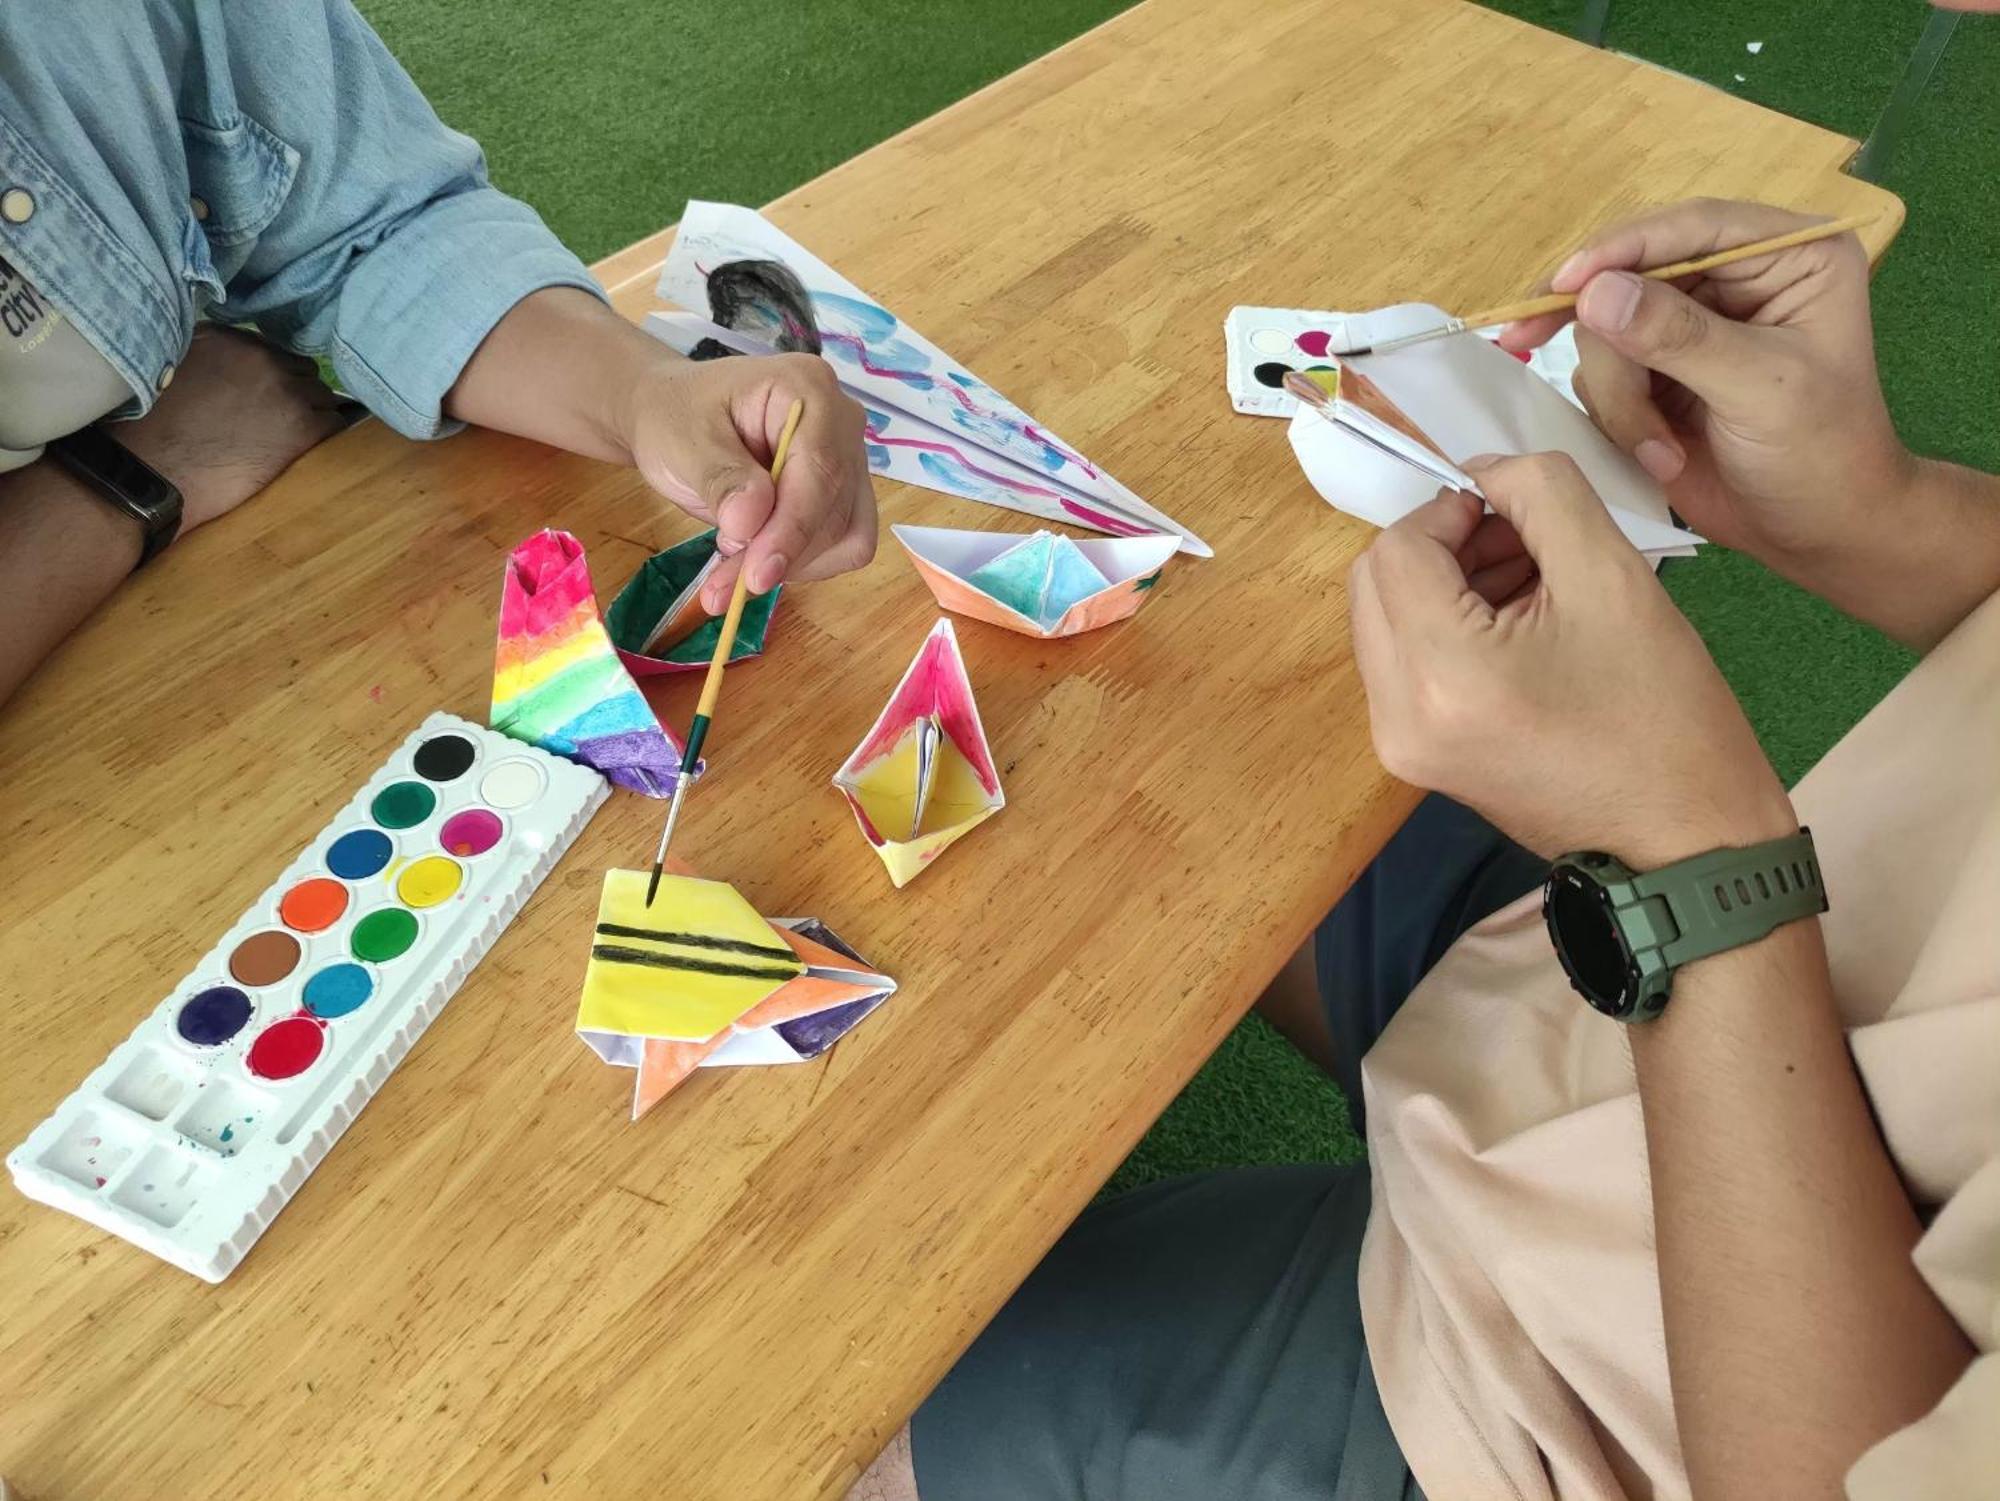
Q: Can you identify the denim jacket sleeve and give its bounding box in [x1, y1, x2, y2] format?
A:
[0, 0, 606, 440]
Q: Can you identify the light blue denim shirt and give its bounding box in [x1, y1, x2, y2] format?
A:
[0, 0, 605, 439]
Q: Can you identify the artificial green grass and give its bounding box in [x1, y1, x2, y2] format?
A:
[357, 0, 1997, 1188]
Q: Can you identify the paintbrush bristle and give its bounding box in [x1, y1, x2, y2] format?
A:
[645, 862, 663, 907]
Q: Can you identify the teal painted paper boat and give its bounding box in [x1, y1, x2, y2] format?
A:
[604, 529, 782, 678]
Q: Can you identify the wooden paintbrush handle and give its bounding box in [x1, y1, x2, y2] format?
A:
[1459, 211, 1876, 331]
[692, 398, 806, 721]
[694, 574, 754, 720]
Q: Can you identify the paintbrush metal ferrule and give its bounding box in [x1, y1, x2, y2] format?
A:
[1281, 369, 1465, 490]
[1329, 318, 1467, 360]
[1365, 318, 1468, 356]
[644, 772, 694, 906]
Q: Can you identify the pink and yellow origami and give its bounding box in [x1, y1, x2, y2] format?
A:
[576, 868, 897, 1119]
[893, 525, 1178, 639]
[833, 618, 1004, 887]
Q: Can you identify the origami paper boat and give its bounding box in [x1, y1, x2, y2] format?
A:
[492, 530, 687, 795]
[577, 869, 897, 1119]
[893, 524, 1178, 639]
[833, 619, 1003, 888]
[647, 201, 1210, 557]
[602, 528, 782, 678]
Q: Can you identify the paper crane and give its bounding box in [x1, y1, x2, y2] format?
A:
[644, 201, 1210, 557]
[576, 869, 897, 1119]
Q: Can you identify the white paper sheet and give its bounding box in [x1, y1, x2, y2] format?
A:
[1288, 303, 1699, 559]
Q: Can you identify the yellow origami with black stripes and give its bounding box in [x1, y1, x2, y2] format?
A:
[577, 870, 803, 1044]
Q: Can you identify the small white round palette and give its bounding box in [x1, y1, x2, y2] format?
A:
[1223, 304, 1353, 417]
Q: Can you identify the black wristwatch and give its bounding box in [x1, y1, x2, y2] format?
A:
[1544, 828, 1828, 1022]
[47, 425, 183, 567]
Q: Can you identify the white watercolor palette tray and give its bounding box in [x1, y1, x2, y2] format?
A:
[7, 713, 607, 1281]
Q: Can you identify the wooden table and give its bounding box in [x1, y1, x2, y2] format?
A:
[0, 2, 1899, 1496]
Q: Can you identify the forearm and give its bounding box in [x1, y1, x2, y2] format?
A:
[1775, 458, 2000, 652]
[1630, 883, 1971, 1498]
[443, 286, 667, 466]
[0, 461, 142, 706]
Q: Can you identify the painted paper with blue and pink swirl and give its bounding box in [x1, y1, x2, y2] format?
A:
[655, 202, 1208, 553]
[814, 292, 1096, 482]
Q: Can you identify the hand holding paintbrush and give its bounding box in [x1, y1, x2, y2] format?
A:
[1331, 197, 1918, 591]
[644, 398, 805, 905]
[1328, 212, 1877, 358]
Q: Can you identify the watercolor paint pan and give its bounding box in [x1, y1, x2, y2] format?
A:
[7, 712, 607, 1282]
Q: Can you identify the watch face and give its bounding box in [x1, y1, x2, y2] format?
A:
[1544, 864, 1636, 1016]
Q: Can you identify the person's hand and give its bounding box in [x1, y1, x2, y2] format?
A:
[1348, 453, 1796, 866]
[1497, 199, 1914, 571]
[118, 324, 352, 532]
[617, 351, 876, 612]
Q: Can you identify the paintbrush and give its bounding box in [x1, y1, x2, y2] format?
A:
[1328, 212, 1876, 358]
[643, 397, 805, 907]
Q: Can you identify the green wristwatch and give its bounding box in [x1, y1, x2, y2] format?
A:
[1543, 828, 1828, 1022]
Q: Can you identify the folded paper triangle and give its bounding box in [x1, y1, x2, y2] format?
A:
[894, 524, 1178, 638]
[576, 869, 897, 1119]
[833, 618, 1003, 887]
[1289, 365, 1446, 455]
[603, 528, 782, 678]
[649, 201, 1209, 557]
[492, 530, 687, 795]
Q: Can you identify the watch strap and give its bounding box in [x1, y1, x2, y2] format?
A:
[1628, 827, 1827, 972]
[46, 425, 183, 567]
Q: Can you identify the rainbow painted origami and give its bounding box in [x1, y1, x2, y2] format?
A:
[603, 528, 782, 679]
[576, 868, 898, 1119]
[643, 201, 1210, 557]
[492, 530, 686, 795]
[833, 618, 1003, 887]
[894, 524, 1178, 639]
